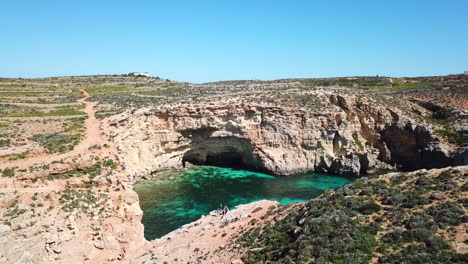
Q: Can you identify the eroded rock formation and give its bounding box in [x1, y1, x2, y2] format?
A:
[110, 92, 459, 179]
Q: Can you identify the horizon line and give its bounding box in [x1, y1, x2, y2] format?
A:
[0, 72, 465, 85]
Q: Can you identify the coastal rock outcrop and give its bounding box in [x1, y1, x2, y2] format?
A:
[110, 91, 458, 178]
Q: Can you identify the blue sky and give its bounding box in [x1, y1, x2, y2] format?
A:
[1, 0, 467, 83]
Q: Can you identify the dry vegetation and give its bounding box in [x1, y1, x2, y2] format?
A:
[240, 168, 468, 263]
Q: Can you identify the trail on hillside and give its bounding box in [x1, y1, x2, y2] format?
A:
[0, 90, 113, 169]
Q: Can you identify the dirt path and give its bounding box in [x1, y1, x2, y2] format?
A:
[0, 90, 114, 169]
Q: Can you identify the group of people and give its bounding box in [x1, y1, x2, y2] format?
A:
[216, 204, 229, 217]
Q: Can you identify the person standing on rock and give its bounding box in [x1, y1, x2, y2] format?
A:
[117, 248, 126, 260]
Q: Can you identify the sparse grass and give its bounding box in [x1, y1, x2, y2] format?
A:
[435, 126, 468, 146]
[85, 85, 134, 96]
[63, 117, 85, 132]
[95, 109, 124, 119]
[59, 188, 109, 215]
[32, 133, 81, 153]
[47, 161, 106, 180]
[27, 96, 81, 104]
[0, 91, 58, 97]
[0, 108, 85, 118]
[387, 81, 429, 91]
[8, 151, 29, 160]
[4, 206, 27, 219]
[48, 170, 85, 180]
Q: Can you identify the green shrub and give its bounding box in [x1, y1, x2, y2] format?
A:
[352, 132, 364, 150]
[251, 207, 263, 213]
[0, 138, 10, 147]
[426, 202, 464, 228]
[64, 117, 85, 132]
[1, 168, 15, 177]
[358, 200, 381, 215]
[102, 159, 118, 169]
[8, 151, 29, 160]
[32, 133, 81, 153]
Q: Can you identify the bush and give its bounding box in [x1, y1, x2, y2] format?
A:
[427, 202, 464, 228]
[102, 159, 118, 169]
[381, 243, 461, 264]
[1, 168, 15, 177]
[358, 200, 381, 215]
[0, 138, 10, 147]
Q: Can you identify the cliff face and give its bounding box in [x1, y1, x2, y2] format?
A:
[0, 155, 148, 264]
[110, 91, 457, 178]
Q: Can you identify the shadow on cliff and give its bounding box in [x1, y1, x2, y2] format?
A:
[379, 123, 453, 171]
[180, 127, 267, 172]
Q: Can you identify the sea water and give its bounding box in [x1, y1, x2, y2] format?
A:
[134, 166, 354, 239]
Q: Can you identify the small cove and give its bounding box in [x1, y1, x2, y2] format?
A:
[134, 166, 355, 240]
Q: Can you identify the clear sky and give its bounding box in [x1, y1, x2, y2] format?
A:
[1, 0, 467, 83]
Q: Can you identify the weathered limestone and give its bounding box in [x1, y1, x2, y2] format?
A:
[110, 91, 458, 179]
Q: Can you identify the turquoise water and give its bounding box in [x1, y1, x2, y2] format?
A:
[134, 166, 354, 240]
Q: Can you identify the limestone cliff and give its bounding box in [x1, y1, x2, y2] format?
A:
[110, 91, 458, 178]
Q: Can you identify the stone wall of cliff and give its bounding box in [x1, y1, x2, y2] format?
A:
[109, 92, 458, 179]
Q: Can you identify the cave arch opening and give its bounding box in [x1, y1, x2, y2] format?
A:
[181, 136, 266, 172]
